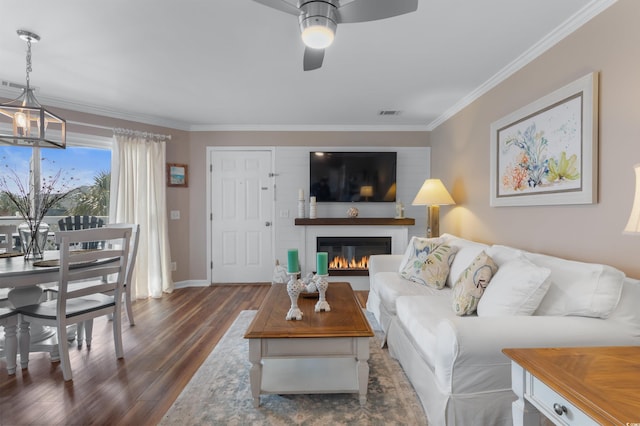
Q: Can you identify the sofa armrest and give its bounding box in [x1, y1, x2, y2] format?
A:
[369, 255, 403, 290]
[434, 315, 639, 393]
[369, 255, 403, 275]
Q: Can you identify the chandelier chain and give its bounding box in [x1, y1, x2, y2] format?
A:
[25, 38, 32, 89]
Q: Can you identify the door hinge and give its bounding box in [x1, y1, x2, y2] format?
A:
[269, 172, 279, 177]
[210, 164, 213, 172]
[210, 261, 213, 269]
[210, 213, 213, 221]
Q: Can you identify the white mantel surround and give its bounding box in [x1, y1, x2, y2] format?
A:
[297, 218, 413, 290]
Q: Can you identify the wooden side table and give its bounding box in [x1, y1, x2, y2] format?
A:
[503, 346, 640, 426]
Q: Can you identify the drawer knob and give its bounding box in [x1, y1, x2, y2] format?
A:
[553, 403, 568, 416]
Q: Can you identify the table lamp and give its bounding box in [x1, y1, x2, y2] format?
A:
[412, 179, 455, 238]
[360, 185, 374, 201]
[624, 164, 640, 234]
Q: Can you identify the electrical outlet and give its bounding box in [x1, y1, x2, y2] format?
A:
[280, 210, 289, 218]
[171, 261, 177, 271]
[170, 210, 180, 220]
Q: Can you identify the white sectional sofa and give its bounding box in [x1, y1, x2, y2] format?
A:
[366, 233, 640, 426]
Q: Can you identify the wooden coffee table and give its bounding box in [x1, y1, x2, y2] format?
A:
[244, 281, 374, 407]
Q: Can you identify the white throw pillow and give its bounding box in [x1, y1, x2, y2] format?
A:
[477, 256, 551, 316]
[527, 252, 624, 319]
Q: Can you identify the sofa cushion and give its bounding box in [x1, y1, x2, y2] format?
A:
[441, 233, 491, 287]
[477, 256, 551, 316]
[395, 295, 458, 371]
[371, 271, 451, 316]
[451, 251, 498, 316]
[399, 237, 457, 289]
[528, 252, 625, 319]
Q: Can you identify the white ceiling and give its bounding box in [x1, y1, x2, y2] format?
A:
[0, 1, 613, 132]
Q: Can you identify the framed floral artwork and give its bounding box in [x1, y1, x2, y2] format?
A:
[489, 72, 598, 206]
[167, 163, 188, 187]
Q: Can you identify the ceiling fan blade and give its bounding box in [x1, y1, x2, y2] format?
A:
[337, 0, 418, 23]
[252, 0, 300, 16]
[303, 47, 325, 71]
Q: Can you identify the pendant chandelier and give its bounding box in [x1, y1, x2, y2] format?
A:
[0, 30, 66, 149]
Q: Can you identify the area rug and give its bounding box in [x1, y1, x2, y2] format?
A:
[160, 310, 427, 425]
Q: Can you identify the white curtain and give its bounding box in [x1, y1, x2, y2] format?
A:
[110, 130, 173, 298]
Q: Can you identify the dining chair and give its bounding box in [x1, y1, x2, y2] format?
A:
[18, 226, 132, 381]
[0, 225, 18, 308]
[0, 307, 20, 375]
[57, 215, 105, 249]
[0, 225, 18, 253]
[106, 223, 140, 326]
[81, 223, 140, 347]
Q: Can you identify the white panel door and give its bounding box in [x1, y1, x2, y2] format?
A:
[211, 150, 273, 282]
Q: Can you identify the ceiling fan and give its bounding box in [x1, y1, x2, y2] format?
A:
[252, 0, 419, 71]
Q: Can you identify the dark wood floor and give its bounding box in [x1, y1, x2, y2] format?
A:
[0, 285, 369, 425]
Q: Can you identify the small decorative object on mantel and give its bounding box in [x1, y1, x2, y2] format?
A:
[285, 249, 304, 320]
[309, 196, 317, 219]
[395, 201, 405, 219]
[347, 207, 359, 218]
[297, 188, 305, 218]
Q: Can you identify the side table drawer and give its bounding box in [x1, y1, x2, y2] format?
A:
[528, 375, 598, 426]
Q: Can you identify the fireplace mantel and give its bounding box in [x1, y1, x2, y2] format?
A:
[295, 217, 415, 226]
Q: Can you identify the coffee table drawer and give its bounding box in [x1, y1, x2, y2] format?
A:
[262, 337, 358, 357]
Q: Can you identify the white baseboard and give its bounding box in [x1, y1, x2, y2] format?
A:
[173, 279, 210, 289]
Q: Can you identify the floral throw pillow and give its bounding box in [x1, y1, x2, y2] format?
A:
[452, 251, 498, 316]
[399, 238, 457, 289]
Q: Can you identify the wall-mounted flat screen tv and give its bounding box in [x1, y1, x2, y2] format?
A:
[309, 151, 397, 202]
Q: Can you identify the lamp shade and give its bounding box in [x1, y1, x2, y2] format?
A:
[360, 185, 374, 197]
[412, 179, 455, 206]
[624, 164, 640, 234]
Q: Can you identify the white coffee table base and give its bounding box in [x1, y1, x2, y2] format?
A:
[249, 336, 370, 407]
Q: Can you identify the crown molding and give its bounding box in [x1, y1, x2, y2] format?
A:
[0, 86, 191, 131]
[188, 124, 430, 132]
[426, 0, 618, 131]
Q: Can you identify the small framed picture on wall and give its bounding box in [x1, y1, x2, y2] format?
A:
[167, 163, 188, 187]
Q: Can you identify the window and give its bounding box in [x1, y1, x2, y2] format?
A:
[0, 133, 112, 227]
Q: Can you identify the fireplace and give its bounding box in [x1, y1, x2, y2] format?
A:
[317, 236, 392, 276]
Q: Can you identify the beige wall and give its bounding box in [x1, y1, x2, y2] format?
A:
[430, 0, 640, 279]
[186, 131, 429, 281]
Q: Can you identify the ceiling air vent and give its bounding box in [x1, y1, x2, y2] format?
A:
[378, 110, 401, 116]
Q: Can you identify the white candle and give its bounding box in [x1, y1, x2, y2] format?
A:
[298, 188, 304, 200]
[310, 196, 316, 204]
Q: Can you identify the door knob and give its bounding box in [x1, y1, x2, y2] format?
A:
[265, 221, 272, 227]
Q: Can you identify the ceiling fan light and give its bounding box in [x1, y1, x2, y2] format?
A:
[301, 24, 335, 49]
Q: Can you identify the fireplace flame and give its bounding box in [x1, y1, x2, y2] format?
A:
[329, 255, 369, 270]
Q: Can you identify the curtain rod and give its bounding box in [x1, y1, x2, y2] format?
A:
[114, 127, 172, 141]
[66, 120, 173, 141]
